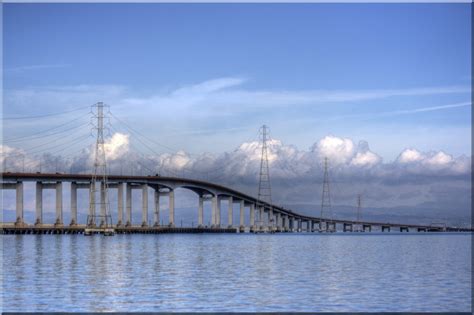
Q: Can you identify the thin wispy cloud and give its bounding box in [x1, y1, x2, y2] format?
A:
[380, 101, 472, 116]
[5, 64, 71, 73]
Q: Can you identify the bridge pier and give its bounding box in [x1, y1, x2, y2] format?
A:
[35, 182, 43, 225]
[141, 184, 148, 227]
[325, 221, 336, 232]
[99, 182, 107, 226]
[15, 182, 24, 226]
[169, 190, 175, 227]
[55, 182, 63, 226]
[198, 195, 204, 228]
[363, 224, 371, 232]
[343, 223, 353, 232]
[400, 226, 409, 232]
[117, 183, 124, 226]
[125, 183, 132, 226]
[239, 200, 245, 232]
[250, 203, 256, 232]
[276, 213, 282, 232]
[381, 225, 391, 232]
[211, 195, 220, 228]
[227, 196, 233, 228]
[70, 182, 77, 226]
[153, 187, 160, 227]
[258, 206, 264, 231]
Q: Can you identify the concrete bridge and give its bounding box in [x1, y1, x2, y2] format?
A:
[1, 172, 471, 234]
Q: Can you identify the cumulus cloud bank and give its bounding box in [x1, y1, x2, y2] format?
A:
[2, 133, 470, 218]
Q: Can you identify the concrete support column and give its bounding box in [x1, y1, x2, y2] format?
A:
[89, 182, 96, 226]
[117, 183, 124, 226]
[211, 195, 217, 227]
[154, 189, 160, 227]
[55, 182, 63, 226]
[198, 196, 204, 227]
[169, 190, 175, 227]
[35, 182, 43, 226]
[227, 196, 233, 227]
[250, 203, 255, 231]
[268, 208, 273, 231]
[70, 182, 77, 226]
[216, 196, 221, 227]
[126, 183, 132, 226]
[141, 185, 148, 227]
[289, 217, 294, 232]
[15, 182, 24, 226]
[239, 200, 245, 230]
[259, 206, 264, 231]
[277, 213, 282, 231]
[100, 182, 106, 226]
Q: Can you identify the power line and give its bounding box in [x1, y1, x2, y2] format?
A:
[4, 121, 91, 144]
[2, 105, 90, 120]
[2, 113, 90, 142]
[109, 112, 198, 157]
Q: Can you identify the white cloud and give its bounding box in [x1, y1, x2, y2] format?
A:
[351, 151, 381, 167]
[424, 151, 453, 167]
[397, 149, 425, 164]
[103, 133, 129, 160]
[313, 136, 355, 165]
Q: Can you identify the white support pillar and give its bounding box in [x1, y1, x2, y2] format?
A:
[89, 182, 96, 226]
[259, 206, 264, 231]
[153, 189, 160, 226]
[216, 196, 221, 227]
[100, 182, 106, 226]
[55, 182, 63, 226]
[227, 196, 233, 227]
[169, 190, 175, 227]
[70, 182, 77, 226]
[15, 182, 24, 226]
[35, 182, 43, 225]
[142, 185, 148, 227]
[126, 183, 132, 226]
[117, 183, 124, 226]
[250, 203, 255, 231]
[239, 200, 244, 229]
[211, 195, 217, 227]
[198, 196, 204, 227]
[268, 208, 273, 231]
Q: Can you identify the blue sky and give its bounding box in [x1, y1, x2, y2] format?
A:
[2, 3, 472, 223]
[3, 3, 472, 160]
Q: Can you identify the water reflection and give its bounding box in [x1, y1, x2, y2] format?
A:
[2, 233, 472, 312]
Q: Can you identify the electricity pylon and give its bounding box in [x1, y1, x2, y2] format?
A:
[257, 125, 272, 230]
[320, 157, 334, 232]
[87, 102, 113, 229]
[355, 194, 362, 232]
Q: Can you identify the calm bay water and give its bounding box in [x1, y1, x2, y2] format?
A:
[2, 233, 472, 312]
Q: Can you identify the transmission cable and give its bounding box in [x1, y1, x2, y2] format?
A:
[2, 105, 90, 120]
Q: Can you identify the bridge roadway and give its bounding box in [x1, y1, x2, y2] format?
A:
[1, 172, 471, 234]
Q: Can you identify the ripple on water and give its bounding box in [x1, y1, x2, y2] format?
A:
[2, 233, 472, 312]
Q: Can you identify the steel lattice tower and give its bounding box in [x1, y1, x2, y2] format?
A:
[356, 194, 362, 222]
[257, 125, 272, 205]
[320, 157, 333, 229]
[87, 102, 112, 228]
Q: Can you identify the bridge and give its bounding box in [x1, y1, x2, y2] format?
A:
[1, 172, 471, 234]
